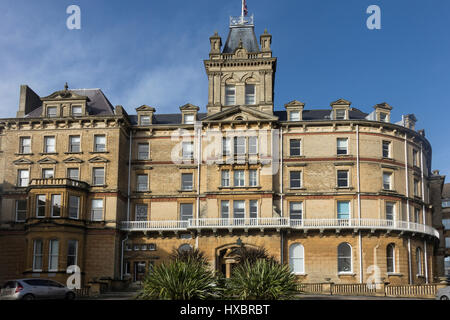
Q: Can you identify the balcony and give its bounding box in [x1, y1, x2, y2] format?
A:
[29, 178, 89, 190]
[120, 218, 439, 238]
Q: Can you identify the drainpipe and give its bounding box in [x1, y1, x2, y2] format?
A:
[121, 130, 133, 280]
[356, 125, 363, 283]
[405, 135, 412, 284]
[196, 123, 201, 249]
[420, 146, 429, 283]
[280, 126, 284, 264]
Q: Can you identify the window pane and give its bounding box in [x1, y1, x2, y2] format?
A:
[140, 116, 151, 125]
[290, 202, 303, 220]
[221, 201, 229, 219]
[91, 199, 103, 221]
[49, 240, 59, 271]
[43, 169, 54, 179]
[93, 168, 105, 185]
[233, 201, 245, 219]
[180, 203, 193, 221]
[69, 136, 81, 153]
[222, 138, 231, 156]
[249, 170, 258, 187]
[249, 200, 258, 218]
[36, 195, 46, 217]
[338, 243, 352, 272]
[234, 170, 245, 187]
[16, 200, 27, 222]
[67, 168, 79, 180]
[386, 202, 395, 220]
[337, 170, 349, 187]
[33, 240, 43, 271]
[387, 244, 395, 273]
[248, 137, 258, 154]
[18, 170, 29, 187]
[290, 171, 301, 188]
[382, 141, 391, 158]
[72, 106, 82, 116]
[182, 142, 193, 159]
[290, 111, 300, 121]
[67, 240, 78, 267]
[335, 110, 346, 120]
[47, 107, 57, 117]
[137, 175, 148, 191]
[138, 144, 149, 160]
[135, 204, 148, 221]
[337, 201, 350, 219]
[289, 244, 304, 274]
[245, 84, 255, 105]
[221, 170, 230, 187]
[290, 140, 301, 156]
[225, 85, 236, 106]
[44, 137, 56, 153]
[69, 196, 80, 219]
[94, 135, 106, 152]
[337, 138, 348, 155]
[20, 137, 31, 153]
[51, 195, 61, 217]
[383, 173, 392, 190]
[184, 114, 195, 124]
[181, 173, 193, 190]
[234, 137, 246, 155]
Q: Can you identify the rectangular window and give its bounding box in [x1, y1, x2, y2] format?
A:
[15, 200, 27, 222]
[180, 203, 193, 221]
[221, 200, 229, 219]
[249, 170, 258, 187]
[234, 170, 245, 187]
[138, 143, 149, 160]
[140, 116, 151, 126]
[337, 201, 350, 219]
[69, 136, 81, 153]
[135, 204, 148, 221]
[91, 199, 103, 221]
[48, 239, 59, 271]
[442, 200, 450, 208]
[36, 195, 46, 218]
[94, 135, 106, 152]
[289, 139, 301, 156]
[18, 169, 29, 187]
[42, 168, 54, 179]
[249, 200, 258, 219]
[67, 168, 79, 181]
[93, 168, 105, 186]
[382, 141, 391, 158]
[442, 219, 450, 230]
[67, 240, 78, 267]
[222, 137, 232, 156]
[19, 137, 31, 154]
[47, 107, 57, 118]
[221, 170, 230, 187]
[290, 171, 302, 189]
[337, 170, 349, 188]
[136, 174, 148, 192]
[383, 172, 392, 190]
[184, 114, 195, 124]
[413, 150, 418, 167]
[380, 112, 388, 122]
[181, 173, 193, 191]
[446, 238, 450, 249]
[414, 179, 420, 197]
[248, 137, 258, 155]
[245, 84, 256, 105]
[386, 202, 395, 221]
[335, 109, 346, 120]
[72, 106, 82, 117]
[234, 137, 246, 155]
[337, 138, 348, 155]
[44, 136, 56, 153]
[414, 208, 420, 223]
[68, 196, 80, 219]
[225, 85, 236, 106]
[290, 202, 303, 220]
[233, 200, 245, 219]
[289, 111, 300, 121]
[182, 142, 194, 159]
[51, 195, 61, 217]
[33, 240, 43, 271]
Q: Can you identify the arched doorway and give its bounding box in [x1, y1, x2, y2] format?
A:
[215, 242, 260, 278]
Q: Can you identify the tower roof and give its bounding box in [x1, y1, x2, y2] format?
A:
[223, 25, 260, 54]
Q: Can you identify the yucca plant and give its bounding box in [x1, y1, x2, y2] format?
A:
[138, 259, 220, 300]
[169, 248, 209, 266]
[226, 259, 297, 300]
[234, 246, 275, 265]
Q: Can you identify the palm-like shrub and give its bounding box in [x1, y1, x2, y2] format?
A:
[234, 246, 275, 265]
[226, 259, 297, 300]
[138, 259, 219, 300]
[169, 248, 209, 266]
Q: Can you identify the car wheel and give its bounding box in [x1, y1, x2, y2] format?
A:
[440, 295, 449, 301]
[65, 292, 76, 300]
[22, 294, 35, 301]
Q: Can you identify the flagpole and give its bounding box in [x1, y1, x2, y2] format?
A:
[241, 0, 244, 24]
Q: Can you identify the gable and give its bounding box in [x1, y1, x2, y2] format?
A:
[13, 158, 34, 165]
[63, 157, 84, 164]
[88, 156, 109, 163]
[37, 157, 58, 164]
[202, 106, 278, 122]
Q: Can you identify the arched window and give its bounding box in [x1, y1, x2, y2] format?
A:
[416, 247, 423, 275]
[386, 244, 395, 273]
[337, 243, 352, 273]
[289, 244, 305, 274]
[178, 244, 193, 253]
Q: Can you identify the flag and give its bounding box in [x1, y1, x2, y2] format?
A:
[243, 0, 248, 16]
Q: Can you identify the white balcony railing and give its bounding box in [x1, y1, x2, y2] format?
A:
[120, 218, 440, 238]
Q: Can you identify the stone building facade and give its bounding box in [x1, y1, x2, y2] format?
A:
[0, 14, 442, 287]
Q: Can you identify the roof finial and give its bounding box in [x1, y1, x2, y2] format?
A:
[64, 82, 69, 91]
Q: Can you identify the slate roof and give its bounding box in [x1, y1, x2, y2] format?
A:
[223, 26, 260, 54]
[25, 89, 115, 118]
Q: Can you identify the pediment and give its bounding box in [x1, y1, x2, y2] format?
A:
[136, 105, 156, 112]
[88, 156, 109, 163]
[63, 157, 84, 164]
[331, 98, 352, 106]
[41, 90, 89, 101]
[180, 103, 199, 111]
[13, 158, 34, 165]
[285, 100, 305, 108]
[37, 157, 58, 164]
[202, 106, 278, 122]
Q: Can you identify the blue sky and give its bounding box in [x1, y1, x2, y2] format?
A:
[0, 0, 449, 176]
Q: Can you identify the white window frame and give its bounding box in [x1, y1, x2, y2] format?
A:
[93, 167, 105, 186]
[137, 143, 150, 160]
[18, 169, 29, 187]
[289, 111, 300, 121]
[42, 168, 54, 179]
[180, 203, 194, 221]
[32, 240, 43, 272]
[36, 195, 46, 218]
[234, 170, 245, 187]
[225, 85, 236, 106]
[385, 202, 395, 221]
[221, 200, 230, 219]
[289, 139, 301, 157]
[67, 168, 80, 181]
[44, 136, 56, 153]
[249, 200, 258, 219]
[68, 196, 80, 220]
[67, 240, 78, 268]
[289, 243, 305, 275]
[248, 137, 258, 155]
[48, 239, 59, 272]
[382, 141, 391, 158]
[19, 137, 31, 154]
[222, 137, 232, 156]
[182, 142, 194, 159]
[184, 114, 195, 124]
[249, 170, 258, 187]
[140, 116, 151, 126]
[245, 84, 256, 105]
[337, 170, 349, 188]
[290, 171, 302, 189]
[46, 106, 57, 118]
[289, 202, 303, 220]
[221, 170, 230, 187]
[135, 204, 148, 221]
[181, 173, 194, 191]
[387, 244, 396, 273]
[69, 135, 81, 153]
[94, 135, 107, 152]
[136, 174, 148, 192]
[233, 200, 245, 219]
[91, 199, 104, 221]
[337, 138, 348, 155]
[15, 200, 27, 222]
[234, 137, 246, 156]
[337, 243, 353, 274]
[416, 247, 423, 276]
[383, 172, 393, 190]
[51, 194, 62, 218]
[71, 105, 82, 117]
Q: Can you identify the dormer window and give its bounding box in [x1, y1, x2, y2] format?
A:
[140, 116, 151, 126]
[225, 85, 236, 106]
[335, 109, 346, 120]
[245, 84, 256, 105]
[289, 111, 300, 121]
[379, 112, 388, 122]
[72, 106, 82, 117]
[184, 114, 195, 125]
[47, 106, 57, 118]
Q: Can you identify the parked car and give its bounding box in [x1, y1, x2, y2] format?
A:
[436, 286, 450, 300]
[0, 279, 76, 300]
